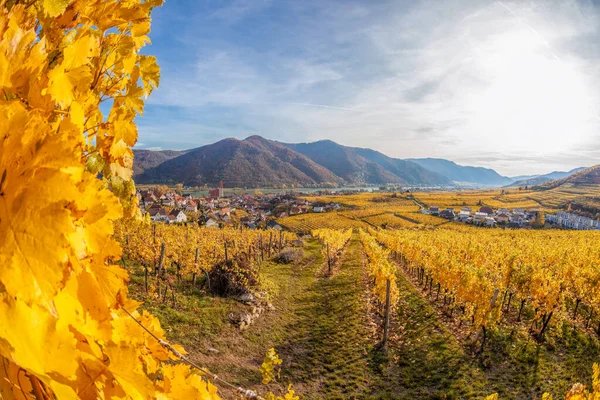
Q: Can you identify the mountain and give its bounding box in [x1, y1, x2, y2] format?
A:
[407, 158, 512, 186]
[510, 174, 539, 181]
[535, 165, 600, 190]
[509, 176, 553, 187]
[132, 149, 186, 176]
[135, 136, 344, 187]
[508, 167, 586, 187]
[542, 167, 586, 181]
[284, 140, 450, 185]
[133, 136, 521, 187]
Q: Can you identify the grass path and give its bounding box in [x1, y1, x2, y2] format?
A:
[277, 233, 375, 399]
[379, 268, 491, 399]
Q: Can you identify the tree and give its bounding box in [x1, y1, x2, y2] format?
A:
[175, 183, 184, 194]
[533, 211, 546, 228]
[0, 1, 220, 398]
[155, 184, 170, 196]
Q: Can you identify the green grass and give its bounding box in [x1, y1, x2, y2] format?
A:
[275, 234, 375, 399]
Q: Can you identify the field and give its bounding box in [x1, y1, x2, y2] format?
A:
[277, 212, 371, 232]
[278, 193, 449, 231]
[405, 187, 600, 216]
[302, 192, 420, 211]
[123, 229, 600, 399]
[108, 189, 600, 399]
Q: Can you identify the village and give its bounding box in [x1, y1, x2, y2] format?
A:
[137, 183, 340, 230]
[425, 205, 600, 230]
[424, 205, 545, 228]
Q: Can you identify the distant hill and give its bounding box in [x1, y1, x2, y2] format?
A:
[510, 174, 539, 181]
[132, 149, 186, 176]
[284, 140, 450, 186]
[508, 167, 586, 187]
[133, 136, 539, 188]
[407, 158, 512, 186]
[535, 165, 600, 190]
[135, 136, 344, 187]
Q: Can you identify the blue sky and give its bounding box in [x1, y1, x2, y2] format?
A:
[137, 0, 600, 176]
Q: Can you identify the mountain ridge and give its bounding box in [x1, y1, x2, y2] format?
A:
[508, 167, 586, 187]
[534, 165, 600, 190]
[133, 136, 585, 188]
[283, 140, 451, 186]
[135, 136, 344, 187]
[407, 157, 513, 186]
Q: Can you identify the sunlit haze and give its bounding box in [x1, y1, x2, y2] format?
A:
[138, 0, 600, 176]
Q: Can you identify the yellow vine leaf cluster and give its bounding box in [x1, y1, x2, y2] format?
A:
[0, 1, 222, 398]
[359, 229, 399, 306]
[115, 220, 296, 278]
[259, 348, 282, 385]
[311, 228, 351, 265]
[259, 349, 299, 400]
[375, 228, 600, 330]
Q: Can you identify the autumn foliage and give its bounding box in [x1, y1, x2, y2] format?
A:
[0, 0, 222, 398]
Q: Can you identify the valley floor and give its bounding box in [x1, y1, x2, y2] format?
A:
[131, 234, 599, 399]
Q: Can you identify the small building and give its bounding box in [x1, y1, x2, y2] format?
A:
[429, 206, 440, 215]
[169, 209, 187, 224]
[205, 218, 218, 228]
[313, 206, 325, 213]
[209, 181, 224, 199]
[479, 206, 494, 215]
[457, 212, 471, 222]
[495, 213, 510, 224]
[439, 209, 455, 220]
[473, 212, 488, 223]
[266, 220, 282, 230]
[148, 206, 168, 222]
[185, 200, 198, 212]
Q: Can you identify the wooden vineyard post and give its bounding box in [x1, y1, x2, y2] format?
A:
[259, 235, 264, 261]
[327, 243, 331, 274]
[477, 288, 499, 354]
[382, 279, 391, 349]
[157, 242, 166, 275]
[268, 232, 273, 257]
[144, 265, 148, 293]
[279, 231, 283, 251]
[193, 248, 199, 286]
[153, 223, 157, 270]
[224, 242, 229, 262]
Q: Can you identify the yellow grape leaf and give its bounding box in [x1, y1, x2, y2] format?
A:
[0, 102, 76, 308]
[131, 19, 150, 37]
[157, 364, 220, 400]
[104, 342, 157, 400]
[260, 347, 283, 384]
[139, 55, 160, 96]
[110, 108, 138, 146]
[63, 30, 100, 69]
[47, 66, 75, 106]
[0, 298, 77, 378]
[70, 100, 85, 130]
[43, 0, 71, 17]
